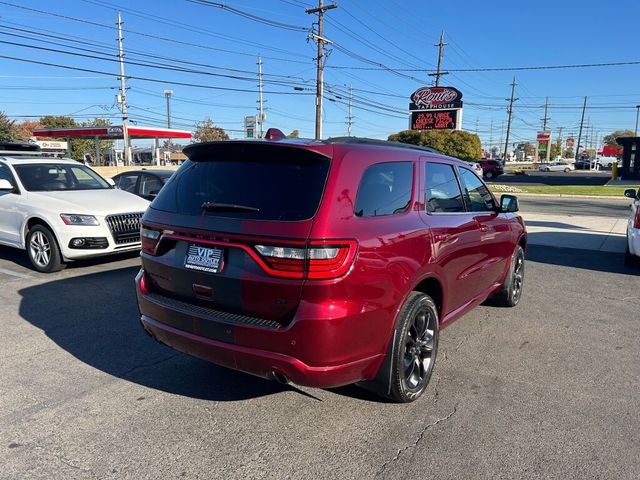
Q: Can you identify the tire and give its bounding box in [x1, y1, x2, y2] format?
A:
[492, 245, 525, 307]
[26, 225, 65, 273]
[545, 168, 551, 172]
[364, 292, 439, 403]
[485, 171, 495, 179]
[564, 168, 570, 173]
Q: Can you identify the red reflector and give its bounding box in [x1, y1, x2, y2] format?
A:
[634, 208, 640, 229]
[139, 273, 149, 295]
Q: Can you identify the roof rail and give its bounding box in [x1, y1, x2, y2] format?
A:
[0, 150, 48, 157]
[0, 141, 41, 152]
[325, 136, 442, 155]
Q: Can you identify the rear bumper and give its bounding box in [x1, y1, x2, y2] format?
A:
[136, 271, 385, 388]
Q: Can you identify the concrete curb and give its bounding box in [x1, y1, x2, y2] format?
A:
[500, 192, 630, 200]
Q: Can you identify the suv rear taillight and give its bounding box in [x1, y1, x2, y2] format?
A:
[255, 240, 357, 280]
[141, 226, 163, 254]
[634, 207, 640, 229]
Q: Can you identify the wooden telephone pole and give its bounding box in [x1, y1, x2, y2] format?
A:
[306, 0, 337, 140]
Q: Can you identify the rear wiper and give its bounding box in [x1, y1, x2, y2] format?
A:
[201, 202, 260, 213]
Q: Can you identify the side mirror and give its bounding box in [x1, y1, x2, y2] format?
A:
[105, 177, 116, 187]
[500, 194, 519, 213]
[624, 188, 638, 199]
[0, 179, 14, 191]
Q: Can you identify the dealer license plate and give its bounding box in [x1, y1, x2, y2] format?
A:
[184, 244, 224, 273]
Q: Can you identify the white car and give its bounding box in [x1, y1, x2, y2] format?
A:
[467, 162, 483, 177]
[624, 188, 640, 266]
[538, 161, 575, 172]
[0, 150, 149, 272]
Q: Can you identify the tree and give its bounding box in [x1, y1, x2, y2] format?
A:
[13, 120, 43, 141]
[549, 139, 563, 159]
[388, 130, 482, 161]
[0, 111, 18, 141]
[516, 142, 535, 158]
[287, 130, 300, 138]
[603, 129, 634, 147]
[193, 117, 229, 142]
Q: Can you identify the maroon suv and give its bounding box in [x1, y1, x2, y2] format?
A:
[136, 131, 526, 403]
[479, 159, 504, 179]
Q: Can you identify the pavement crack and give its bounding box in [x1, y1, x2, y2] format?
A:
[376, 404, 458, 478]
[119, 353, 182, 379]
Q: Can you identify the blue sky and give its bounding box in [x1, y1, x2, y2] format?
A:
[1, 0, 639, 150]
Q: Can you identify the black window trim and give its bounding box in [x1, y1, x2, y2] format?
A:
[0, 161, 21, 195]
[456, 165, 497, 213]
[353, 160, 416, 219]
[423, 159, 469, 216]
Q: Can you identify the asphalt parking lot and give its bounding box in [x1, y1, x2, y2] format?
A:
[1, 198, 639, 479]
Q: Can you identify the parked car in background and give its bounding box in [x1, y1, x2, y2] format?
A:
[135, 131, 527, 403]
[596, 156, 620, 169]
[574, 160, 595, 170]
[624, 188, 640, 266]
[111, 169, 175, 201]
[0, 145, 149, 272]
[538, 161, 575, 172]
[467, 162, 483, 176]
[478, 159, 504, 179]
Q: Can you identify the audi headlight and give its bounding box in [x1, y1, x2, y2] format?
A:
[60, 214, 100, 226]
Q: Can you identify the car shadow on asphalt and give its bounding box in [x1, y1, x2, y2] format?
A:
[526, 244, 640, 276]
[17, 265, 306, 402]
[0, 244, 141, 271]
[524, 220, 588, 230]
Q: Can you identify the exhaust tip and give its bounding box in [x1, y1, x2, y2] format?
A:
[272, 370, 289, 385]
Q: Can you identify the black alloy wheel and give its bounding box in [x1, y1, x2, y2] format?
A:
[492, 245, 525, 307]
[389, 292, 439, 403]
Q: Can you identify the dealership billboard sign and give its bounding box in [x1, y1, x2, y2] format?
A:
[409, 86, 463, 131]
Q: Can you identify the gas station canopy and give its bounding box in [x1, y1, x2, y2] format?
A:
[32, 125, 192, 165]
[32, 125, 192, 140]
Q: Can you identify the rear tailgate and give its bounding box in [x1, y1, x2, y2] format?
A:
[140, 142, 332, 325]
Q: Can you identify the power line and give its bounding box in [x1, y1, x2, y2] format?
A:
[187, 0, 309, 32]
[0, 54, 315, 95]
[326, 60, 640, 72]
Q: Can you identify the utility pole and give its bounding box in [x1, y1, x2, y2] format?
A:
[503, 77, 518, 162]
[116, 13, 131, 166]
[489, 118, 494, 156]
[541, 96, 550, 131]
[163, 90, 173, 128]
[635, 105, 640, 136]
[306, 0, 337, 140]
[257, 56, 265, 138]
[558, 126, 563, 157]
[575, 96, 587, 161]
[347, 84, 353, 136]
[428, 31, 449, 87]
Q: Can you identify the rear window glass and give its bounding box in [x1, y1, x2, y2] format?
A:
[151, 154, 330, 221]
[354, 162, 413, 217]
[425, 163, 465, 213]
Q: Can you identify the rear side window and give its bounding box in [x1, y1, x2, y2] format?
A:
[151, 153, 330, 221]
[425, 163, 465, 213]
[458, 167, 495, 212]
[354, 162, 413, 217]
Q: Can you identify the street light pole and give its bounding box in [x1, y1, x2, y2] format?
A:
[635, 105, 640, 136]
[164, 90, 173, 129]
